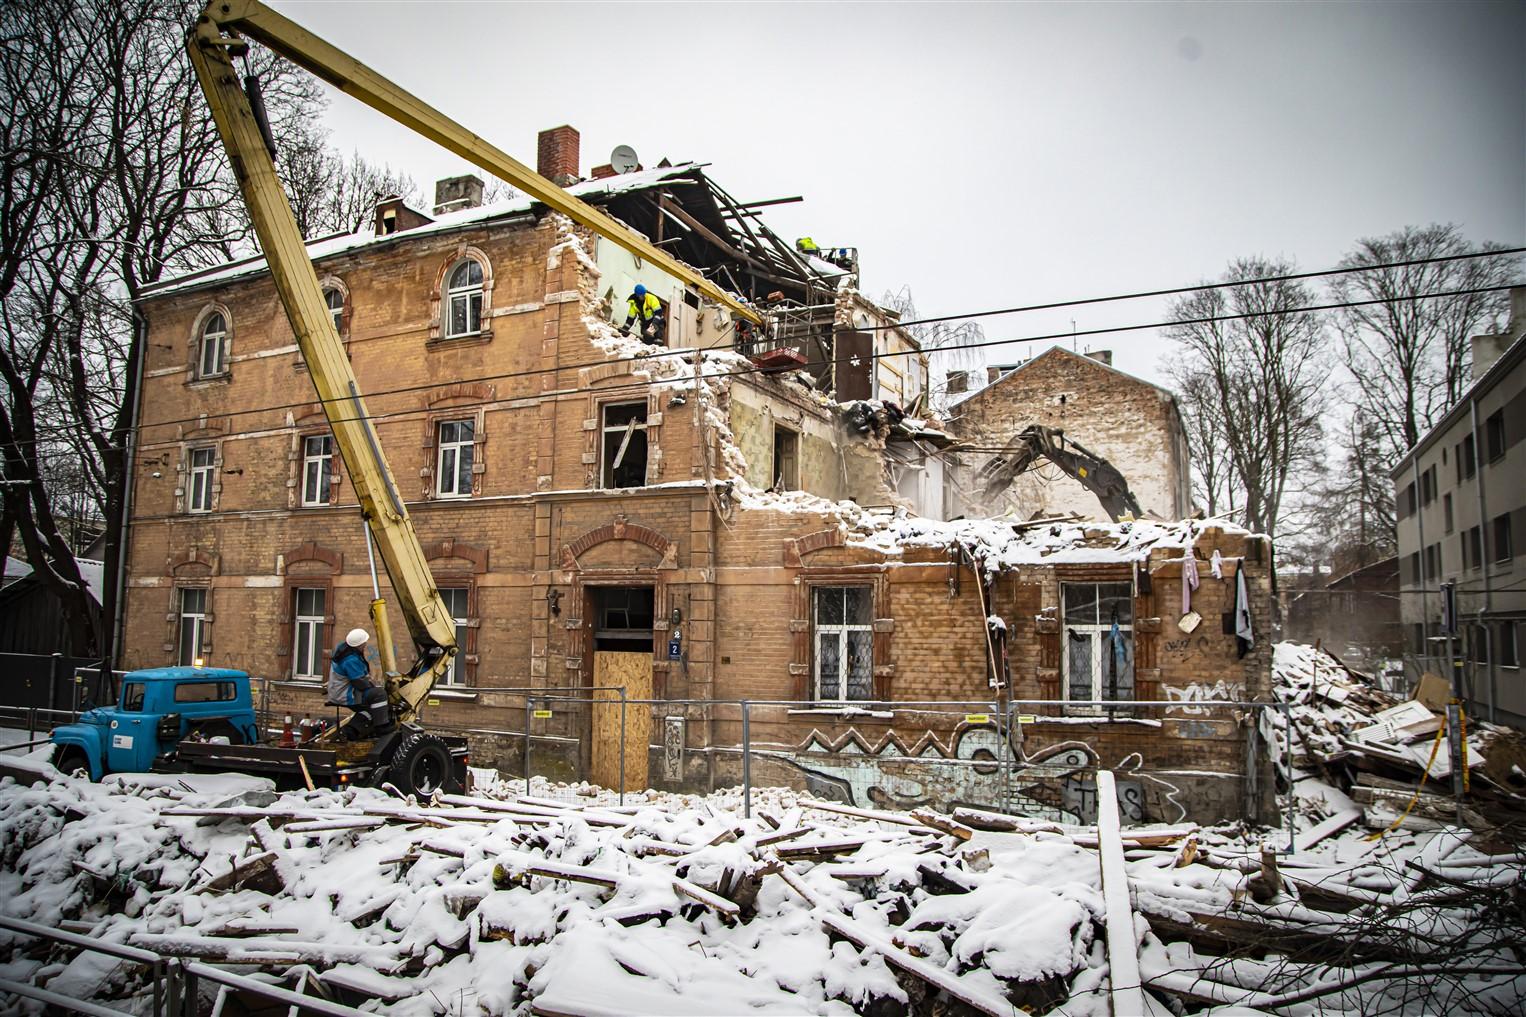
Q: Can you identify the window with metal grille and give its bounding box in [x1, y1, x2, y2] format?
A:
[178, 588, 207, 666]
[445, 260, 483, 338]
[438, 588, 469, 685]
[813, 586, 873, 702]
[292, 587, 326, 679]
[301, 435, 332, 506]
[601, 402, 648, 489]
[436, 420, 474, 497]
[1062, 582, 1133, 710]
[198, 312, 227, 377]
[188, 448, 215, 513]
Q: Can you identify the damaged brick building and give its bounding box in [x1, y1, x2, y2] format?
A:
[123, 126, 1275, 824]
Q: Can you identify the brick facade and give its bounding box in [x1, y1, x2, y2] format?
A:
[126, 203, 1273, 824]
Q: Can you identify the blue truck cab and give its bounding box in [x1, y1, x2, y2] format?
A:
[50, 667, 259, 780]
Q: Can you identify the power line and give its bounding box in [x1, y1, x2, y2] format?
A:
[857, 246, 1525, 334]
[112, 246, 1522, 437]
[112, 281, 1518, 456]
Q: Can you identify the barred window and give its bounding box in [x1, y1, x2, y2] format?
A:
[813, 586, 873, 702]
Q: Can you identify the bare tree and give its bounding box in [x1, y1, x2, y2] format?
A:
[1167, 363, 1239, 518]
[1330, 225, 1521, 465]
[0, 0, 324, 658]
[285, 140, 421, 239]
[1163, 258, 1328, 539]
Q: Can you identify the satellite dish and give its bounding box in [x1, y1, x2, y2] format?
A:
[610, 144, 639, 174]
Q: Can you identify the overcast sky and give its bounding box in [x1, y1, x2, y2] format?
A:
[271, 0, 1525, 385]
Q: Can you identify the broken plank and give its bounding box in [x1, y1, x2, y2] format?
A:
[1294, 808, 1362, 851]
[193, 851, 282, 895]
[774, 838, 867, 861]
[1095, 770, 1147, 1017]
[799, 799, 922, 827]
[283, 816, 386, 834]
[819, 911, 1016, 1017]
[951, 806, 1065, 834]
[671, 878, 740, 921]
[128, 933, 405, 971]
[909, 809, 974, 842]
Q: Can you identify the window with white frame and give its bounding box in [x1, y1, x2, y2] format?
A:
[177, 588, 207, 666]
[813, 586, 873, 702]
[323, 287, 345, 334]
[188, 447, 215, 513]
[292, 587, 326, 679]
[436, 419, 474, 497]
[197, 312, 227, 377]
[1062, 582, 1133, 709]
[301, 434, 333, 506]
[600, 402, 648, 489]
[439, 587, 469, 685]
[445, 260, 483, 338]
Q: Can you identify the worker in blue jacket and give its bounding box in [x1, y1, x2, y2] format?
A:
[327, 628, 390, 733]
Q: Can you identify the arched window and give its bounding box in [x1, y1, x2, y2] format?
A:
[445, 259, 483, 338]
[323, 287, 344, 334]
[198, 312, 227, 377]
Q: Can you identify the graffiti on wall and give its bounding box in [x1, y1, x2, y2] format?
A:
[1162, 680, 1246, 716]
[766, 723, 1156, 824]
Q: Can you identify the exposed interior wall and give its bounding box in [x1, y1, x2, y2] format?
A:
[591, 237, 734, 349]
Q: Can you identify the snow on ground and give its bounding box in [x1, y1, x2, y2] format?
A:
[1, 759, 1522, 1015]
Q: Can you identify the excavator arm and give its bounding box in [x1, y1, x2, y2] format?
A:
[975, 425, 1143, 523]
[186, 0, 762, 728]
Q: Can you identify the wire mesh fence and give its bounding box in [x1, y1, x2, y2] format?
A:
[240, 678, 1290, 831]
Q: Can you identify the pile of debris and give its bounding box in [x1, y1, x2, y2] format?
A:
[1266, 642, 1526, 835]
[2, 750, 1524, 1014]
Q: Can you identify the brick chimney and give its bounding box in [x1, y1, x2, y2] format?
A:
[946, 370, 968, 395]
[433, 174, 484, 216]
[372, 196, 432, 236]
[1086, 349, 1113, 367]
[986, 366, 1002, 385]
[537, 125, 580, 186]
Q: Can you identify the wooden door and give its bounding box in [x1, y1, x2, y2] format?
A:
[591, 651, 652, 792]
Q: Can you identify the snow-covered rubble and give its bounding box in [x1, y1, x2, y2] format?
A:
[3, 734, 1524, 1014]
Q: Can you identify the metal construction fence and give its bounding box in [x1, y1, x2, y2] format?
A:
[252, 682, 1291, 839]
[6, 670, 1291, 841]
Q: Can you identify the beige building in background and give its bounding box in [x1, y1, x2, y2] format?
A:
[1394, 287, 1526, 726]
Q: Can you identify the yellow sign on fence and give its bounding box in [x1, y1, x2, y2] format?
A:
[964, 713, 990, 724]
[533, 709, 553, 719]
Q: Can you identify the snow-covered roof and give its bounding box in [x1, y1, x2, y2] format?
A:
[139, 164, 707, 300]
[0, 554, 104, 603]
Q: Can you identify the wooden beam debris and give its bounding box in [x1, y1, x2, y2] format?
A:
[1095, 771, 1147, 1017]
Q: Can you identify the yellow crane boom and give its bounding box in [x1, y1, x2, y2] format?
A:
[185, 0, 761, 729]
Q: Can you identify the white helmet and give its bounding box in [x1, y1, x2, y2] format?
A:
[345, 628, 370, 647]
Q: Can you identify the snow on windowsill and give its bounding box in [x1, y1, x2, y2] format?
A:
[788, 706, 894, 719]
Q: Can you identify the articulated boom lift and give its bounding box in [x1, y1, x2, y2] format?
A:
[184, 1, 760, 760]
[975, 424, 1144, 523]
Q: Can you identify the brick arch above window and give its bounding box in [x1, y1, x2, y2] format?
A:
[424, 537, 489, 574]
[560, 514, 677, 571]
[783, 528, 846, 567]
[188, 302, 233, 381]
[282, 541, 343, 576]
[429, 245, 494, 342]
[424, 382, 495, 409]
[166, 547, 220, 578]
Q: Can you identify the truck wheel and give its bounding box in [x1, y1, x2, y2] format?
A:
[55, 747, 91, 780]
[389, 731, 454, 796]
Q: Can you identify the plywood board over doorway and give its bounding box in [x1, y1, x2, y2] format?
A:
[592, 652, 652, 792]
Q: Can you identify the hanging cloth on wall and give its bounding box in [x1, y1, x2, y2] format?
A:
[1210, 549, 1224, 580]
[1181, 551, 1200, 615]
[1235, 567, 1255, 659]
